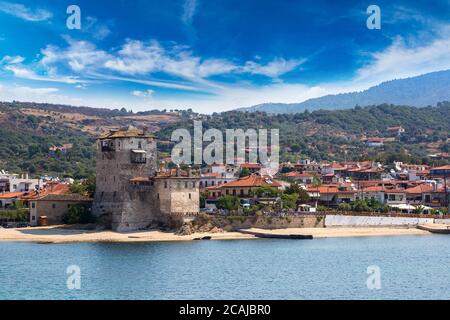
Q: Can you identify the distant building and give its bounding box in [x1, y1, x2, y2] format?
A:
[49, 144, 73, 156]
[284, 171, 316, 184]
[29, 194, 92, 226]
[386, 126, 405, 136]
[206, 174, 281, 198]
[0, 172, 42, 193]
[366, 138, 384, 147]
[430, 165, 450, 177]
[240, 163, 262, 174]
[0, 192, 25, 209]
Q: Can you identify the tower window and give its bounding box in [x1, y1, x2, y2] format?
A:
[131, 149, 147, 163]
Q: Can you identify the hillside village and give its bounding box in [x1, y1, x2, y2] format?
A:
[0, 124, 449, 230]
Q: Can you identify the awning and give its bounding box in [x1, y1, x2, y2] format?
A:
[131, 149, 146, 154]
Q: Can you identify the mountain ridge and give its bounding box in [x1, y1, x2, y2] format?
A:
[237, 69, 450, 113]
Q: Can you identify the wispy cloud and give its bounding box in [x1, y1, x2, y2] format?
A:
[0, 54, 88, 84]
[356, 29, 450, 85]
[11, 37, 303, 92]
[0, 55, 24, 64]
[182, 0, 198, 25]
[83, 16, 112, 40]
[0, 1, 52, 22]
[132, 89, 154, 98]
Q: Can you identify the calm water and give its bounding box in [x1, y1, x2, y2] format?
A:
[0, 235, 449, 300]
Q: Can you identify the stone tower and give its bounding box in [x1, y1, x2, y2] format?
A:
[92, 126, 157, 231]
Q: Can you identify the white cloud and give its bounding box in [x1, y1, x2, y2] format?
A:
[356, 34, 450, 85]
[4, 21, 450, 114]
[84, 17, 112, 40]
[242, 58, 305, 78]
[132, 89, 154, 98]
[4, 65, 86, 84]
[103, 39, 302, 82]
[0, 55, 24, 64]
[41, 37, 111, 72]
[0, 1, 52, 21]
[182, 0, 197, 25]
[28, 37, 303, 93]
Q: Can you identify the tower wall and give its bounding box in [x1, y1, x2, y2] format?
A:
[92, 134, 158, 231]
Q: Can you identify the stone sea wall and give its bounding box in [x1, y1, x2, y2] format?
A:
[214, 215, 325, 231]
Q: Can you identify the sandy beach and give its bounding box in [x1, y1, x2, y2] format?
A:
[0, 225, 431, 244]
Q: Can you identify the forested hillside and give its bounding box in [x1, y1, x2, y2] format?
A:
[159, 102, 450, 166]
[0, 101, 448, 178]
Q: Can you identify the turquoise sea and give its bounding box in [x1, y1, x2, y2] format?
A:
[0, 235, 449, 300]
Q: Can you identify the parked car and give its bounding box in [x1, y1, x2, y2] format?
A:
[200, 207, 215, 214]
[240, 198, 251, 209]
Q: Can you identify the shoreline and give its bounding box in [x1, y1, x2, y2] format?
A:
[0, 225, 431, 244]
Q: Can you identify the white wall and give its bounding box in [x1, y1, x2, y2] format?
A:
[325, 215, 434, 227]
[435, 219, 450, 225]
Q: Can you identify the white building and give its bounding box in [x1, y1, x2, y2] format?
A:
[0, 171, 43, 193]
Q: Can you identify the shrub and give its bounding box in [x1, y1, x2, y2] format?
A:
[62, 204, 95, 224]
[338, 203, 352, 211]
[281, 193, 299, 209]
[194, 213, 212, 227]
[217, 195, 240, 210]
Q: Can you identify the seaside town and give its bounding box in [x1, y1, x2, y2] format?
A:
[0, 126, 449, 237]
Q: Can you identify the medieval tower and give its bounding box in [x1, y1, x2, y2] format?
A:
[92, 126, 200, 232]
[92, 126, 157, 231]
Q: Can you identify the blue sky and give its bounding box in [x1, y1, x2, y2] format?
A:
[0, 0, 449, 113]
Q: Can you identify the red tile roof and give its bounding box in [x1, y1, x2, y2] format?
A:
[285, 171, 315, 178]
[432, 165, 450, 170]
[0, 192, 25, 199]
[19, 183, 71, 200]
[215, 174, 281, 188]
[405, 184, 438, 194]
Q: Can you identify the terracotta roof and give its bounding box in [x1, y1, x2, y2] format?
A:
[432, 165, 450, 170]
[0, 192, 25, 199]
[324, 162, 346, 169]
[19, 183, 71, 200]
[405, 184, 436, 194]
[306, 186, 353, 194]
[360, 186, 406, 193]
[37, 194, 92, 202]
[217, 174, 281, 188]
[285, 171, 315, 178]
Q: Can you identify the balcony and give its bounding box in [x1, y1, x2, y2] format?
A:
[131, 149, 147, 164]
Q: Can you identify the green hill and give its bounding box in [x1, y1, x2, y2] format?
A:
[0, 101, 448, 178]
